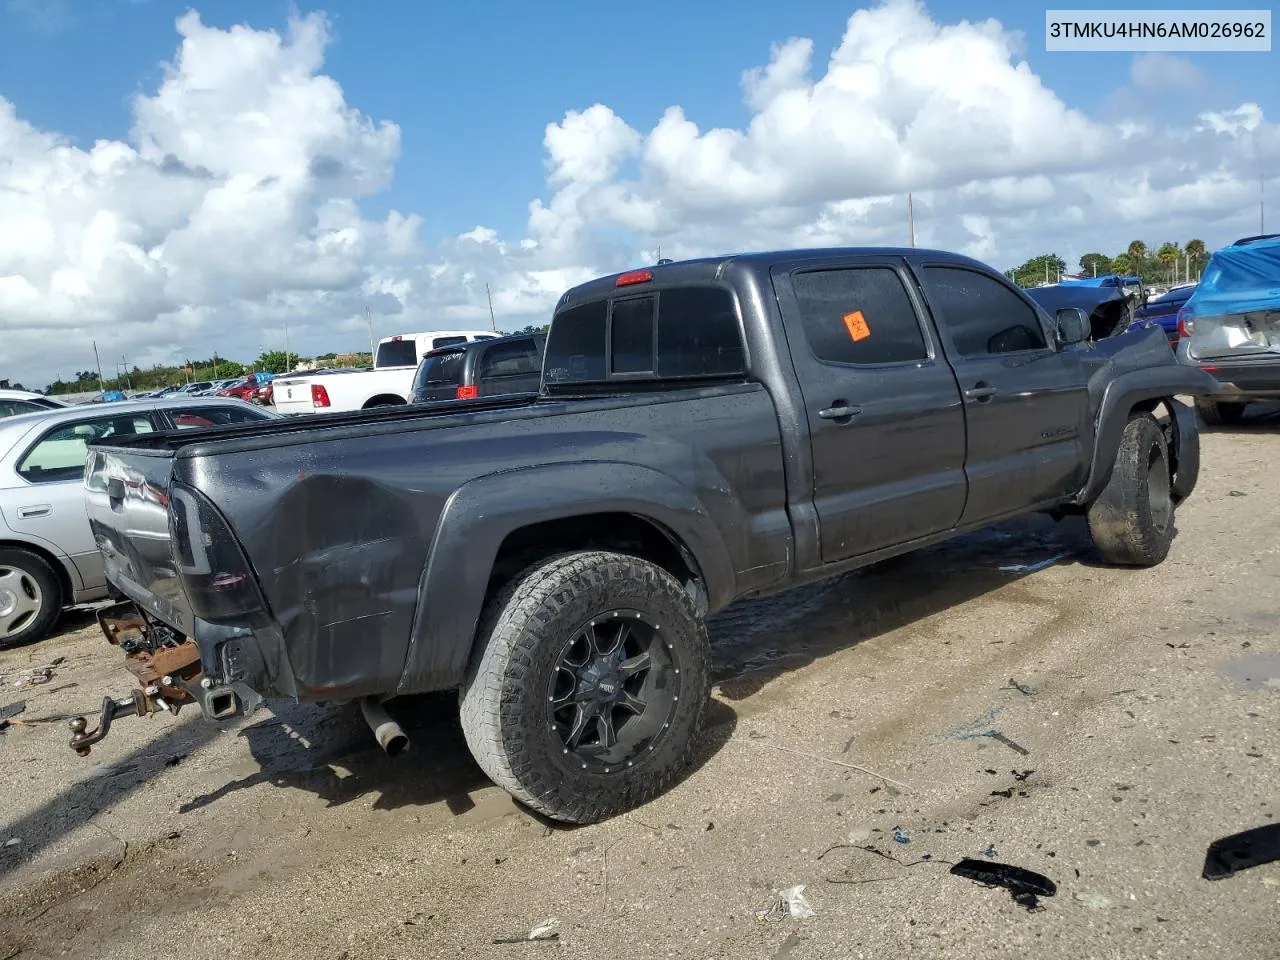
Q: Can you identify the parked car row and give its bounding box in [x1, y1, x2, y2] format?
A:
[69, 244, 1216, 825]
[0, 398, 278, 646]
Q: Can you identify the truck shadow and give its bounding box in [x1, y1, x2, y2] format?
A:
[1198, 403, 1280, 434]
[709, 513, 1096, 702]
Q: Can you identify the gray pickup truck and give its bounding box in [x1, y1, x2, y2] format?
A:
[75, 247, 1216, 824]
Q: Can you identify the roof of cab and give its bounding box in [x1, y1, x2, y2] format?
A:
[555, 246, 991, 309]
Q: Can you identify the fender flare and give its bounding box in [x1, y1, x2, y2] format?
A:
[395, 461, 737, 693]
[1075, 365, 1217, 505]
[1168, 398, 1200, 502]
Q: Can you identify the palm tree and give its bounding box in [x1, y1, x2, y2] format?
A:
[1126, 240, 1148, 267]
[1185, 238, 1207, 280]
[1156, 242, 1181, 283]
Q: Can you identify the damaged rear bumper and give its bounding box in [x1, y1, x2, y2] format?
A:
[68, 600, 270, 755]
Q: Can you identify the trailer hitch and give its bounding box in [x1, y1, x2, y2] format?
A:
[68, 686, 180, 757]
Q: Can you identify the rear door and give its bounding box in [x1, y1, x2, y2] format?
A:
[914, 262, 1090, 525]
[772, 256, 968, 564]
[6, 411, 162, 589]
[411, 349, 468, 402]
[475, 337, 545, 397]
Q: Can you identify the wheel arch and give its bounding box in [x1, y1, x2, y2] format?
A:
[395, 462, 736, 695]
[1075, 365, 1215, 506]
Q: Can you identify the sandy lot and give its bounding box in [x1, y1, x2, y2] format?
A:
[1, 416, 1278, 960]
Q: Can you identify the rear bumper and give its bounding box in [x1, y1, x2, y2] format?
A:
[1187, 359, 1280, 400]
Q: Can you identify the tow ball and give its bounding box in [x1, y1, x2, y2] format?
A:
[68, 683, 184, 756]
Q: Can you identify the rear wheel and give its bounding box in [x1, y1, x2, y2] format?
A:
[0, 548, 63, 648]
[460, 550, 710, 824]
[1195, 399, 1246, 426]
[1087, 414, 1175, 567]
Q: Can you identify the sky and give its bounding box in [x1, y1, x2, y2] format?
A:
[1, 0, 1277, 388]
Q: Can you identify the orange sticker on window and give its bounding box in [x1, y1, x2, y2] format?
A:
[842, 310, 871, 342]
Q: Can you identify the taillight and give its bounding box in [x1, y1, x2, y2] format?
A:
[456, 384, 478, 400]
[311, 384, 330, 407]
[168, 483, 268, 624]
[1176, 306, 1194, 338]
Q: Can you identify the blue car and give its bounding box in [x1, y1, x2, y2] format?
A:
[1132, 284, 1197, 348]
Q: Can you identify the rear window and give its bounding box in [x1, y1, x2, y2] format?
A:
[414, 351, 467, 390]
[431, 335, 469, 349]
[375, 339, 419, 367]
[171, 406, 270, 429]
[545, 286, 744, 386]
[479, 339, 543, 378]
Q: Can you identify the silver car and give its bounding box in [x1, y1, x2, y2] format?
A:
[0, 397, 279, 646]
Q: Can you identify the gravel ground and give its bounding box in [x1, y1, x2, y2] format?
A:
[1, 417, 1278, 960]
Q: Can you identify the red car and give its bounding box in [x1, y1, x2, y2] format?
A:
[217, 376, 270, 405]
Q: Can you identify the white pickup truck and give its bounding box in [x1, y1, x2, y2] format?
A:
[273, 330, 499, 415]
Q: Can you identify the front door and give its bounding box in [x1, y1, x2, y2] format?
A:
[772, 257, 968, 565]
[914, 262, 1090, 526]
[6, 411, 160, 590]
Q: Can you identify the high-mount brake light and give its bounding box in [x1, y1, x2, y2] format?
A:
[616, 270, 653, 287]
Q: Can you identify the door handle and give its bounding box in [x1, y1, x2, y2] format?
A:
[17, 505, 51, 519]
[818, 403, 862, 421]
[964, 383, 998, 402]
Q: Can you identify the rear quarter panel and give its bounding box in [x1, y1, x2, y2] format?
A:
[180, 383, 790, 700]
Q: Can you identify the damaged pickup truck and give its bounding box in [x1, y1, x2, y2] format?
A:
[75, 247, 1217, 824]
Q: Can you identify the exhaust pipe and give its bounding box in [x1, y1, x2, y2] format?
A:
[360, 697, 409, 757]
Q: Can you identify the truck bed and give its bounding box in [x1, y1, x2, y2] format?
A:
[93, 391, 543, 455]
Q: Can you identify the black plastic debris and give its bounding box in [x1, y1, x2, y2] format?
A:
[950, 858, 1057, 911]
[1202, 824, 1280, 880]
[0, 700, 26, 733]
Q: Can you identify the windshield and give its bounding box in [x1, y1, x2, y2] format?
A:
[375, 339, 419, 368]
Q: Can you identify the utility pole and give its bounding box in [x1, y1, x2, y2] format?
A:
[284, 324, 291, 372]
[365, 305, 375, 358]
[92, 339, 105, 393]
[1262, 172, 1266, 234]
[118, 357, 132, 391]
[907, 193, 916, 247]
[485, 283, 497, 332]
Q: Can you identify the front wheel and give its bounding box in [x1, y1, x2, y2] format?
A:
[460, 550, 710, 824]
[1087, 414, 1175, 567]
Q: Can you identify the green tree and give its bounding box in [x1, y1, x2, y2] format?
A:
[517, 323, 551, 334]
[1185, 238, 1207, 279]
[1126, 240, 1148, 263]
[1079, 253, 1111, 277]
[1155, 241, 1182, 282]
[1110, 253, 1134, 276]
[254, 350, 302, 374]
[1011, 253, 1067, 287]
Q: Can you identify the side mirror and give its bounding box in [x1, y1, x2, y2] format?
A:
[1055, 307, 1090, 345]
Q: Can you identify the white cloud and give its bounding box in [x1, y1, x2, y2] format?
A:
[1, 0, 1278, 390]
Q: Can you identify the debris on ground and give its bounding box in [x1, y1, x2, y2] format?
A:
[1203, 824, 1280, 880]
[0, 700, 25, 732]
[8, 664, 57, 690]
[983, 844, 997, 858]
[999, 552, 1071, 574]
[492, 918, 560, 944]
[1008, 679, 1036, 697]
[892, 826, 910, 845]
[950, 858, 1057, 911]
[3, 838, 21, 848]
[755, 885, 816, 922]
[989, 733, 1031, 756]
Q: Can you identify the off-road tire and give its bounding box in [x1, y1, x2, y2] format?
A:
[459, 550, 710, 824]
[0, 547, 62, 648]
[1087, 414, 1175, 567]
[1195, 399, 1246, 426]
